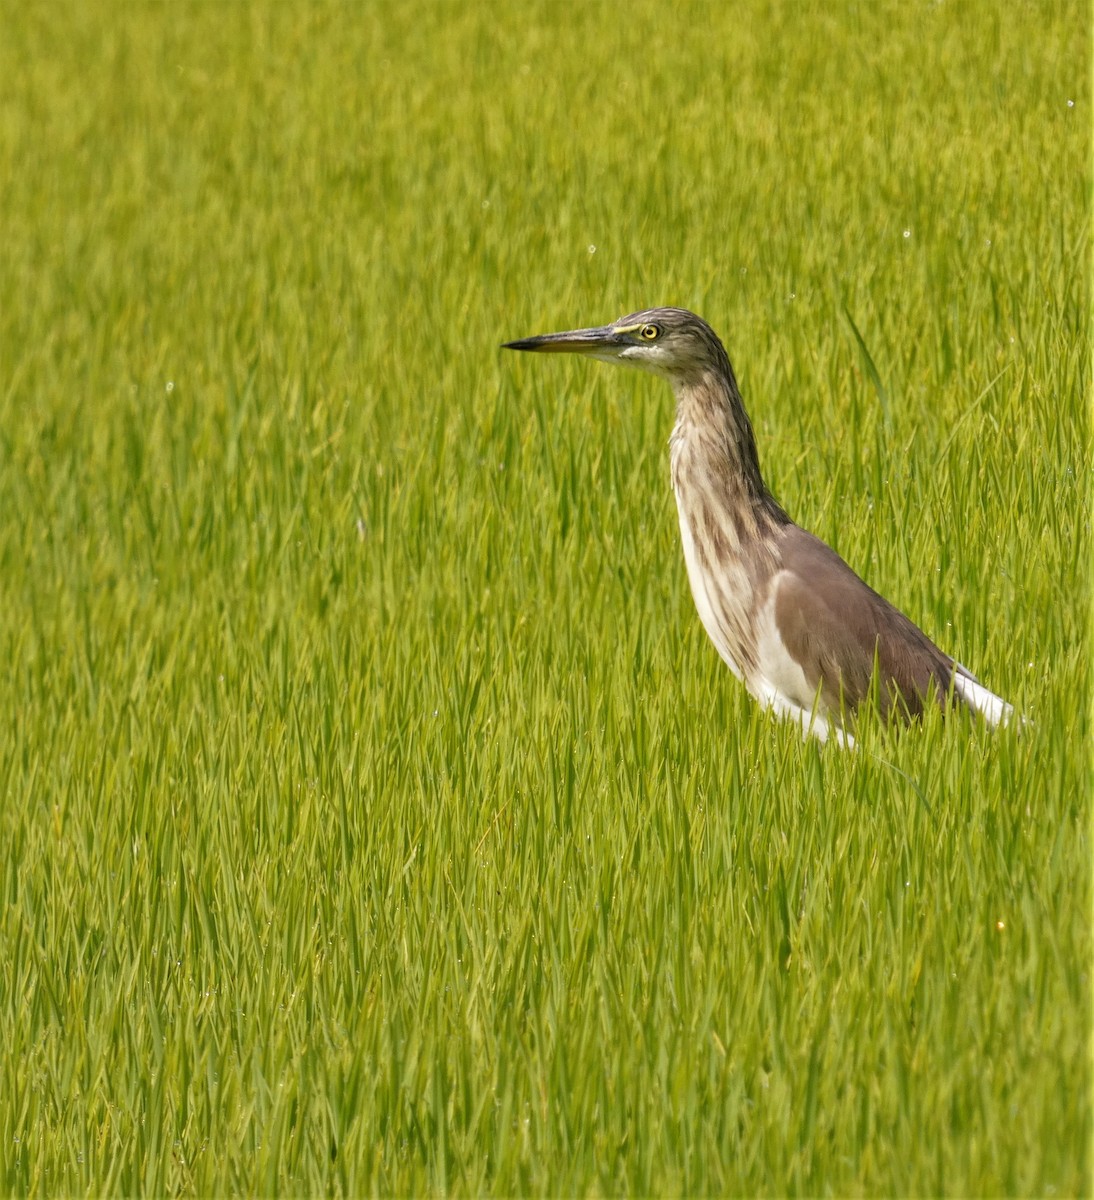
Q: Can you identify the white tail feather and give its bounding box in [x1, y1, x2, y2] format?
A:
[952, 669, 1017, 727]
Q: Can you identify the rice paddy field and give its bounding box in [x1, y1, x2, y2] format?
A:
[0, 1, 1089, 1195]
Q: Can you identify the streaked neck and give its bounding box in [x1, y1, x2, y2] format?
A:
[669, 366, 784, 524]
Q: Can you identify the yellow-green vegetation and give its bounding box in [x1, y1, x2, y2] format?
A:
[0, 2, 1088, 1194]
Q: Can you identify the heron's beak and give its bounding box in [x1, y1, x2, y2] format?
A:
[502, 325, 623, 356]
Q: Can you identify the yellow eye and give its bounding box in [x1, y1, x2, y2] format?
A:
[640, 323, 660, 341]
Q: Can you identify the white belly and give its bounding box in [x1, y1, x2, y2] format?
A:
[674, 502, 849, 745]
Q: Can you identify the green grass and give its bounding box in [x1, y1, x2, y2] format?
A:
[0, 1, 1089, 1194]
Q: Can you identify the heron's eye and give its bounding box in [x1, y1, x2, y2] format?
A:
[640, 323, 660, 341]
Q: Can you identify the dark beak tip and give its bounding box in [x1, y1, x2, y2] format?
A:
[501, 327, 613, 355]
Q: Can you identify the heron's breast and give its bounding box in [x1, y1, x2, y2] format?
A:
[672, 483, 766, 684]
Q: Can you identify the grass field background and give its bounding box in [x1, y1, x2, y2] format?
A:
[0, 1, 1089, 1194]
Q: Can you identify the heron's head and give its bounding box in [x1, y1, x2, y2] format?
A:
[503, 306, 729, 385]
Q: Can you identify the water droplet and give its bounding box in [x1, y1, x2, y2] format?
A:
[165, 381, 175, 392]
[902, 230, 911, 239]
[1067, 99, 1074, 108]
[588, 244, 597, 254]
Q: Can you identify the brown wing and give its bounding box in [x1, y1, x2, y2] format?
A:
[773, 525, 955, 721]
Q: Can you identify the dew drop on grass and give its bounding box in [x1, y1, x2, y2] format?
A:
[588, 244, 596, 254]
[903, 230, 911, 239]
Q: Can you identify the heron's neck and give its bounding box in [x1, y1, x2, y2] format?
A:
[669, 367, 784, 523]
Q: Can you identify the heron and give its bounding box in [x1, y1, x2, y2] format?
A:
[503, 306, 1016, 745]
